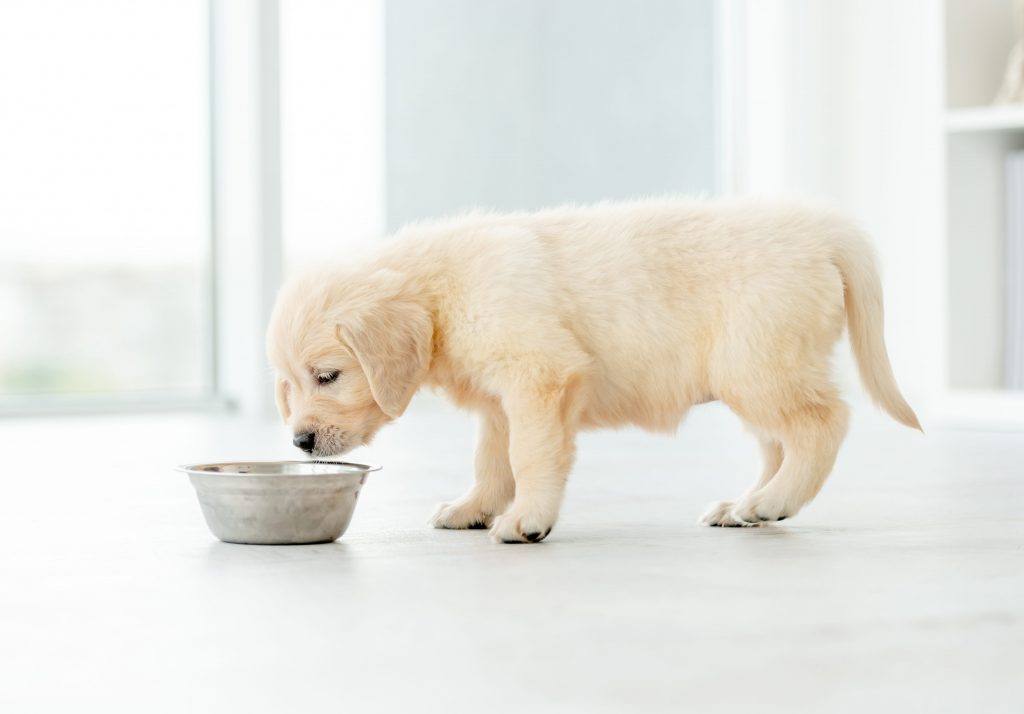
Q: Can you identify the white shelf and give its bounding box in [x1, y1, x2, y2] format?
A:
[946, 105, 1024, 133]
[928, 1, 1024, 428]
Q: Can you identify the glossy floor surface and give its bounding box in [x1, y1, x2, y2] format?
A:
[1, 397, 1021, 713]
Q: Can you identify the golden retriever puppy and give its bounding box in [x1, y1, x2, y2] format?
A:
[266, 197, 920, 543]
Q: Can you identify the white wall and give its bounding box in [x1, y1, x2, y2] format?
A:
[385, 0, 717, 231]
[739, 0, 944, 406]
[280, 0, 385, 267]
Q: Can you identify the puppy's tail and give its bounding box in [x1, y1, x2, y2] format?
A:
[834, 229, 922, 431]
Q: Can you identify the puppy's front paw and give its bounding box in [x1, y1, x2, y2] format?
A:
[489, 508, 554, 544]
[699, 500, 757, 527]
[429, 500, 492, 530]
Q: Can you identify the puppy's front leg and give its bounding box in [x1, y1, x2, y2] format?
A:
[489, 392, 575, 544]
[430, 407, 515, 529]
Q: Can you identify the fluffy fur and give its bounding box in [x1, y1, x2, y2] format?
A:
[266, 197, 920, 543]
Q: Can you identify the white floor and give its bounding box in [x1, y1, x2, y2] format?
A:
[1, 396, 1021, 713]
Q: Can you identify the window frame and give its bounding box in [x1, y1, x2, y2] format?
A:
[0, 0, 283, 418]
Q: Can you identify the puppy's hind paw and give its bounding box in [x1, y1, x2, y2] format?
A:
[698, 500, 758, 528]
[730, 491, 790, 524]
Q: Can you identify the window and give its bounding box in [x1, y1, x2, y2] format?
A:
[0, 0, 210, 404]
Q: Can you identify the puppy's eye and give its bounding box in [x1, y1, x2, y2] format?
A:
[316, 370, 340, 385]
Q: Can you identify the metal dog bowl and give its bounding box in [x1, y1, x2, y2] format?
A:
[178, 461, 380, 545]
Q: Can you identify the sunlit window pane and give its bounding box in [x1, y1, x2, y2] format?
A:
[0, 0, 210, 400]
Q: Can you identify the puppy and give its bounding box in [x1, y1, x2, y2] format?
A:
[266, 197, 920, 543]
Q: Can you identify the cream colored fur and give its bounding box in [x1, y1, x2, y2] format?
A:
[266, 197, 920, 543]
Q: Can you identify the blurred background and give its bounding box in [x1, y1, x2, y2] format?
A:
[0, 0, 1019, 429]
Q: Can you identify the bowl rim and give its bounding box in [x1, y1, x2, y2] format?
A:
[176, 460, 381, 476]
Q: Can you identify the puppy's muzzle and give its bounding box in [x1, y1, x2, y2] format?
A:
[293, 432, 316, 453]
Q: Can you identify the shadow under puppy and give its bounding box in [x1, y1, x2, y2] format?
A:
[266, 197, 920, 544]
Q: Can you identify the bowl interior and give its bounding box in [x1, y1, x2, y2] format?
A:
[179, 460, 379, 477]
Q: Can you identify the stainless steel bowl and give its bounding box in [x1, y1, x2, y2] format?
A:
[178, 461, 380, 545]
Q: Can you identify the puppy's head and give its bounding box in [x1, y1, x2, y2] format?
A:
[266, 268, 433, 458]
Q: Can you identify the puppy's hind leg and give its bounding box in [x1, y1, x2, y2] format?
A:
[732, 396, 848, 523]
[707, 391, 849, 526]
[700, 435, 783, 527]
[431, 406, 515, 529]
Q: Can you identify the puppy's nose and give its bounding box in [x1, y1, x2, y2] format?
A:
[293, 432, 316, 453]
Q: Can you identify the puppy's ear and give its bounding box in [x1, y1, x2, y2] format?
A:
[274, 376, 291, 423]
[337, 271, 433, 418]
